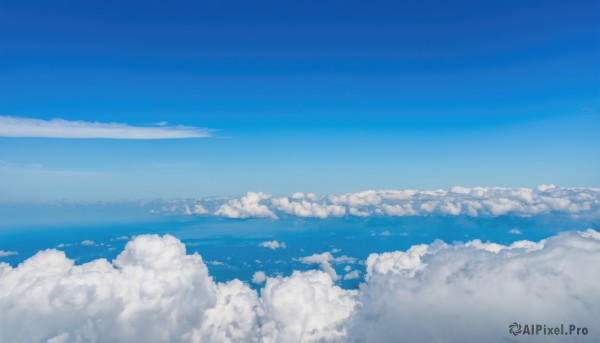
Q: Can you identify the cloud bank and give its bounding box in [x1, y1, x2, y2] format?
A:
[0, 116, 211, 139]
[197, 186, 600, 219]
[1, 230, 599, 342]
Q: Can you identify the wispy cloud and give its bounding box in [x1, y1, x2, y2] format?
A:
[0, 160, 42, 169]
[0, 250, 18, 257]
[0, 160, 105, 177]
[0, 116, 212, 139]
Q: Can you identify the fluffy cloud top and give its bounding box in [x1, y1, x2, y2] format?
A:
[215, 192, 276, 219]
[0, 116, 211, 139]
[259, 270, 357, 343]
[271, 197, 346, 219]
[251, 271, 267, 284]
[351, 230, 600, 342]
[1, 230, 599, 342]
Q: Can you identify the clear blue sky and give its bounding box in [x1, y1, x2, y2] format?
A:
[0, 0, 599, 201]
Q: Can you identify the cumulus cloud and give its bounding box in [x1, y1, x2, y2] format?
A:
[259, 241, 286, 250]
[252, 271, 267, 284]
[213, 186, 600, 219]
[0, 116, 211, 139]
[351, 230, 600, 342]
[215, 192, 276, 219]
[2, 230, 600, 342]
[192, 204, 209, 215]
[343, 270, 361, 280]
[271, 197, 346, 219]
[259, 270, 358, 343]
[115, 186, 600, 219]
[0, 250, 18, 257]
[0, 234, 355, 342]
[80, 240, 95, 246]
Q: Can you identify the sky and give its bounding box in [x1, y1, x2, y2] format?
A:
[0, 0, 599, 201]
[1, 3, 600, 341]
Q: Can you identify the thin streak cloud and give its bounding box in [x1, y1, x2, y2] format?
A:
[0, 116, 212, 139]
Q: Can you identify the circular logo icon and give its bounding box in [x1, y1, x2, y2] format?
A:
[509, 322, 522, 336]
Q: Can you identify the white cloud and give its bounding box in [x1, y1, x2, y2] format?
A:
[581, 228, 600, 240]
[271, 197, 346, 218]
[298, 252, 339, 281]
[259, 270, 358, 343]
[259, 241, 286, 250]
[2, 230, 600, 342]
[350, 230, 600, 342]
[0, 115, 211, 139]
[0, 250, 18, 257]
[80, 240, 95, 246]
[0, 234, 225, 342]
[210, 186, 600, 219]
[206, 260, 226, 266]
[343, 270, 361, 280]
[215, 192, 276, 219]
[0, 159, 103, 177]
[252, 271, 267, 284]
[509, 228, 523, 235]
[297, 252, 358, 281]
[193, 204, 209, 215]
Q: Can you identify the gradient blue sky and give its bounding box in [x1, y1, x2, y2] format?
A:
[1, 0, 599, 201]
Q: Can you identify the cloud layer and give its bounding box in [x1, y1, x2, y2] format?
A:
[0, 116, 211, 139]
[1, 230, 599, 342]
[207, 186, 600, 219]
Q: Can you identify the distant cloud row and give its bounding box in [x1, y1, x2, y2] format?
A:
[0, 115, 211, 139]
[154, 185, 600, 219]
[1, 229, 599, 342]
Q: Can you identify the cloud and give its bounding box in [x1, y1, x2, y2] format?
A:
[2, 230, 599, 342]
[259, 241, 286, 250]
[252, 271, 267, 284]
[80, 240, 95, 246]
[259, 270, 358, 342]
[343, 270, 361, 280]
[212, 186, 600, 219]
[0, 160, 103, 177]
[271, 197, 346, 219]
[350, 230, 600, 342]
[192, 204, 209, 215]
[297, 252, 358, 281]
[0, 250, 18, 257]
[215, 192, 276, 219]
[0, 116, 211, 139]
[206, 260, 226, 266]
[129, 186, 600, 219]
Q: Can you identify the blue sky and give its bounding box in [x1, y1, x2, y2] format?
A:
[0, 0, 599, 201]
